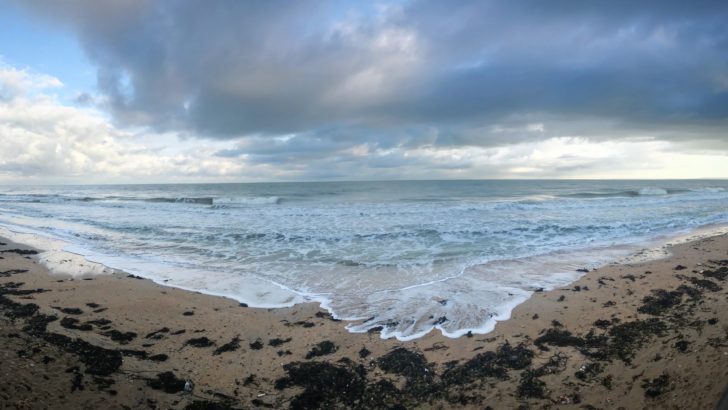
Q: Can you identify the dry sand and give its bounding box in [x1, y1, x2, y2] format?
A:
[1, 233, 728, 409]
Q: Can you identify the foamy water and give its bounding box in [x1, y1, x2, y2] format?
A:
[0, 180, 726, 340]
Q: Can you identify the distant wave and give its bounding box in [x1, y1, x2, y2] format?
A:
[559, 186, 726, 199]
[212, 196, 281, 205]
[0, 194, 284, 206]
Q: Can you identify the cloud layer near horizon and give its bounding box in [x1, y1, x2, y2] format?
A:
[5, 1, 728, 180]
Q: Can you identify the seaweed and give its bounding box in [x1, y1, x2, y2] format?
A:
[268, 337, 292, 347]
[495, 341, 534, 370]
[102, 330, 137, 344]
[275, 361, 366, 409]
[185, 401, 237, 410]
[249, 339, 264, 350]
[306, 340, 338, 359]
[186, 337, 215, 348]
[292, 321, 316, 328]
[36, 330, 123, 375]
[60, 317, 93, 331]
[641, 373, 671, 398]
[687, 277, 721, 292]
[0, 269, 28, 277]
[358, 347, 371, 358]
[575, 362, 603, 381]
[145, 327, 170, 339]
[58, 307, 83, 315]
[591, 319, 667, 363]
[149, 354, 169, 362]
[593, 319, 611, 329]
[314, 311, 341, 322]
[0, 295, 39, 319]
[213, 336, 240, 355]
[441, 352, 504, 384]
[0, 248, 39, 255]
[517, 369, 546, 399]
[674, 340, 690, 352]
[535, 319, 665, 364]
[359, 379, 403, 409]
[378, 348, 431, 380]
[147, 371, 186, 393]
[676, 285, 702, 301]
[702, 266, 728, 281]
[534, 328, 584, 350]
[637, 289, 683, 315]
[533, 353, 567, 377]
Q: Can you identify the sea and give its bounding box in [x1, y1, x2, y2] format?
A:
[0, 180, 726, 340]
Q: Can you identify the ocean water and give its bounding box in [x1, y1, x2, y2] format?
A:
[0, 180, 727, 340]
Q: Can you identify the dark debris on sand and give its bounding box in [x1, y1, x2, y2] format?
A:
[305, 340, 338, 359]
[641, 373, 672, 398]
[147, 371, 187, 393]
[102, 329, 137, 344]
[187, 337, 215, 348]
[213, 336, 241, 355]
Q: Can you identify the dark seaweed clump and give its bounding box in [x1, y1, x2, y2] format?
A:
[213, 336, 240, 355]
[102, 329, 137, 344]
[145, 327, 170, 339]
[441, 342, 533, 386]
[147, 371, 186, 393]
[305, 341, 338, 359]
[687, 277, 721, 292]
[535, 319, 666, 364]
[60, 307, 83, 315]
[60, 317, 93, 331]
[517, 369, 546, 398]
[674, 340, 690, 352]
[702, 264, 728, 281]
[268, 337, 292, 347]
[575, 362, 603, 381]
[534, 328, 584, 350]
[0, 248, 39, 255]
[637, 289, 683, 315]
[275, 361, 366, 409]
[185, 401, 237, 410]
[187, 337, 215, 348]
[23, 314, 123, 375]
[641, 373, 671, 397]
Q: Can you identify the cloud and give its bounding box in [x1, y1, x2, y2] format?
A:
[5, 2, 728, 181]
[0, 63, 277, 183]
[1, 61, 726, 182]
[16, 0, 727, 147]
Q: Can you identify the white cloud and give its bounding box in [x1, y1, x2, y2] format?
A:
[0, 64, 270, 183]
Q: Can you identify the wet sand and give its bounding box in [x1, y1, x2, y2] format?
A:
[1, 234, 728, 409]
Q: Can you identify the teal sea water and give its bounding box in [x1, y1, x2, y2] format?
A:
[0, 180, 727, 339]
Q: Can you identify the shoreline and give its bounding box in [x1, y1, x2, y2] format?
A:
[2, 222, 728, 343]
[1, 233, 728, 408]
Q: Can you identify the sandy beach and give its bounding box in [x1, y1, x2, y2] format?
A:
[1, 233, 728, 409]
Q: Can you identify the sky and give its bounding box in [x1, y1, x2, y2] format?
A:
[1, 0, 727, 183]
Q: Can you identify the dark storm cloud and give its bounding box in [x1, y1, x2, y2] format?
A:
[17, 0, 728, 151]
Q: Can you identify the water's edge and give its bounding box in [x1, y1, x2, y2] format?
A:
[2, 222, 727, 341]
